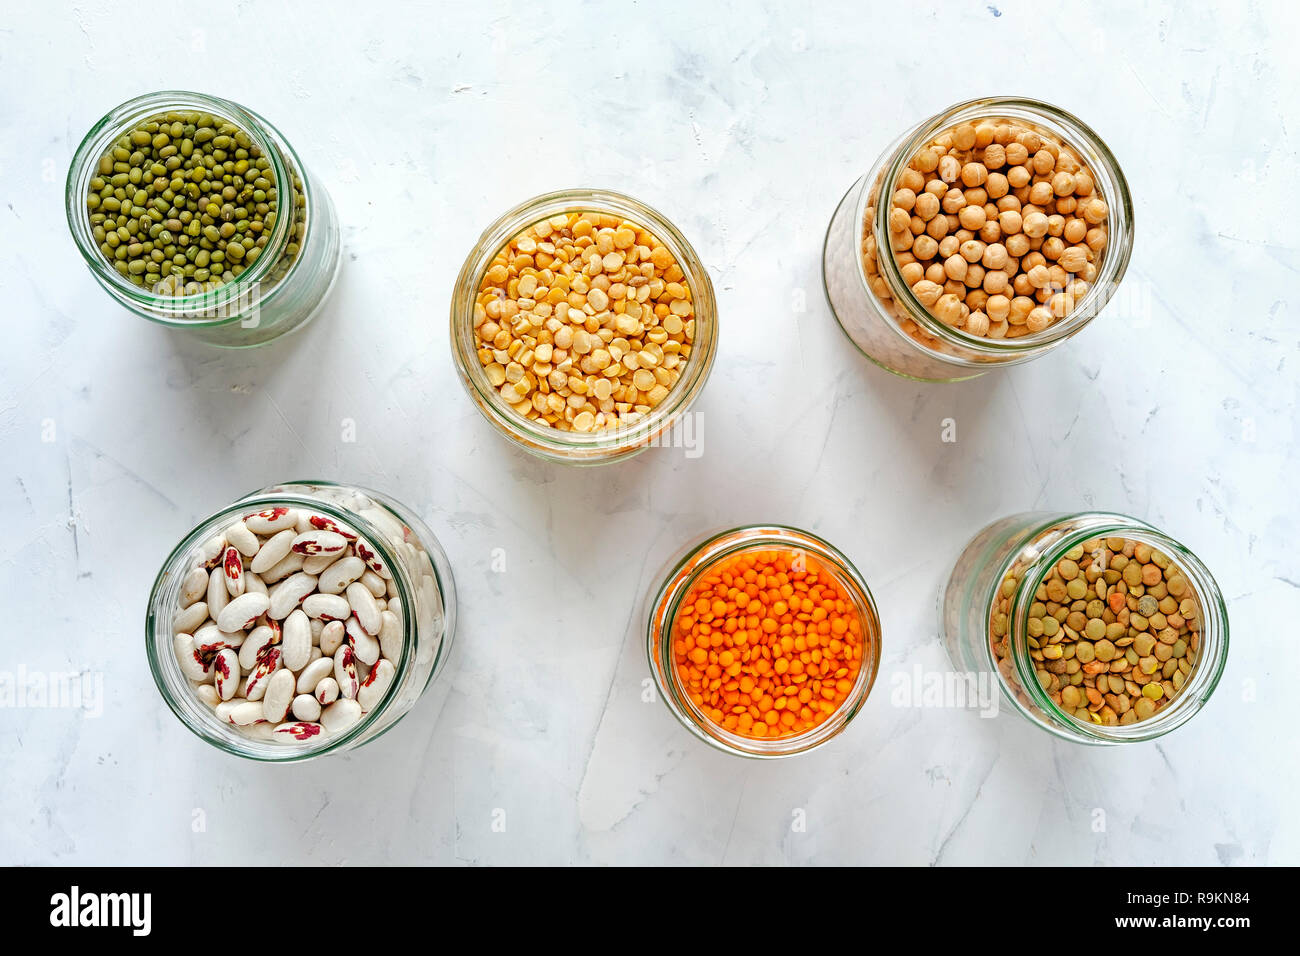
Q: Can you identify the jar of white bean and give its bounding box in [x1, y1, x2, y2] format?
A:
[146, 481, 456, 760]
[451, 189, 718, 464]
[823, 97, 1133, 381]
[941, 511, 1227, 744]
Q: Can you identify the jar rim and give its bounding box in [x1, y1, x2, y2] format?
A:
[144, 481, 447, 761]
[66, 90, 310, 327]
[646, 525, 882, 758]
[858, 96, 1135, 357]
[449, 187, 718, 461]
[999, 513, 1228, 743]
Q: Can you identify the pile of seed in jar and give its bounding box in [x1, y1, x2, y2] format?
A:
[991, 537, 1201, 726]
[472, 212, 695, 432]
[865, 120, 1108, 339]
[85, 110, 305, 294]
[171, 507, 405, 742]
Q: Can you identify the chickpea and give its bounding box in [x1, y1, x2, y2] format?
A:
[1032, 149, 1055, 176]
[914, 191, 940, 221]
[982, 242, 1009, 270]
[914, 148, 940, 173]
[986, 171, 1009, 199]
[958, 205, 987, 231]
[983, 269, 1009, 295]
[933, 292, 964, 325]
[1058, 246, 1089, 272]
[911, 279, 943, 306]
[1029, 181, 1054, 206]
[986, 294, 1011, 322]
[960, 239, 985, 263]
[965, 310, 990, 336]
[1026, 306, 1054, 333]
[1052, 171, 1076, 196]
[961, 162, 988, 187]
[1005, 232, 1031, 257]
[938, 154, 961, 183]
[1022, 211, 1050, 239]
[893, 187, 917, 212]
[1082, 197, 1109, 225]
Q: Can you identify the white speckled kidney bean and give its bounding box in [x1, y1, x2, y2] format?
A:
[378, 609, 402, 663]
[228, 701, 266, 726]
[291, 694, 322, 722]
[345, 581, 380, 635]
[334, 644, 359, 699]
[303, 593, 350, 622]
[319, 620, 346, 656]
[316, 555, 365, 594]
[226, 520, 260, 557]
[357, 659, 395, 712]
[262, 669, 296, 723]
[197, 534, 226, 569]
[222, 545, 245, 597]
[195, 684, 220, 708]
[301, 552, 338, 575]
[268, 572, 318, 619]
[243, 571, 267, 596]
[274, 721, 325, 741]
[259, 550, 305, 584]
[291, 530, 347, 557]
[360, 570, 387, 598]
[281, 609, 312, 671]
[353, 537, 391, 579]
[244, 646, 282, 701]
[299, 512, 358, 541]
[238, 623, 278, 670]
[346, 617, 381, 666]
[181, 567, 209, 607]
[320, 698, 361, 733]
[194, 623, 242, 656]
[173, 600, 209, 636]
[175, 633, 214, 682]
[250, 528, 297, 574]
[206, 567, 229, 621]
[214, 648, 240, 701]
[295, 656, 334, 694]
[244, 506, 298, 535]
[217, 592, 270, 633]
[314, 677, 340, 706]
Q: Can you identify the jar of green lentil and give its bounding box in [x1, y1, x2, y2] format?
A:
[941, 512, 1228, 744]
[66, 91, 341, 347]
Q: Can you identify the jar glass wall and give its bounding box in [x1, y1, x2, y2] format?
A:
[823, 97, 1134, 381]
[646, 526, 882, 758]
[450, 188, 717, 465]
[941, 511, 1227, 744]
[66, 91, 341, 348]
[146, 481, 456, 761]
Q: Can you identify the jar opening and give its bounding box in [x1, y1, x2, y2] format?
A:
[451, 188, 718, 457]
[145, 484, 431, 761]
[649, 526, 881, 757]
[67, 90, 305, 327]
[1003, 521, 1227, 743]
[860, 96, 1135, 357]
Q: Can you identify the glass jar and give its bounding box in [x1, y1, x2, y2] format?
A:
[941, 511, 1228, 743]
[146, 481, 456, 761]
[66, 91, 341, 348]
[823, 97, 1134, 381]
[646, 526, 882, 758]
[450, 188, 717, 465]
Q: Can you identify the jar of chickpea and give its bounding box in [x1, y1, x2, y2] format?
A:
[646, 526, 882, 758]
[941, 512, 1228, 744]
[451, 189, 717, 464]
[823, 98, 1133, 381]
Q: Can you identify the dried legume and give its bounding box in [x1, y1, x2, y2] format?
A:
[672, 549, 865, 739]
[85, 110, 306, 295]
[865, 119, 1108, 341]
[991, 536, 1201, 726]
[473, 212, 695, 432]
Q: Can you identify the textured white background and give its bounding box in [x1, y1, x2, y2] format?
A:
[1, 0, 1296, 865]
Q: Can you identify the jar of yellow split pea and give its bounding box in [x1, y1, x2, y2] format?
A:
[646, 526, 882, 758]
[823, 97, 1134, 381]
[450, 189, 717, 464]
[941, 512, 1228, 744]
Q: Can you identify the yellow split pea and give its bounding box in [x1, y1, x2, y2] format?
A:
[473, 212, 695, 433]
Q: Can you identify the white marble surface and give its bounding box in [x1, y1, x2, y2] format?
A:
[1, 0, 1296, 866]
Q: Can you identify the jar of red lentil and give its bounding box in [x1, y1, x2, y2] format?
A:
[823, 97, 1134, 381]
[647, 526, 882, 757]
[450, 189, 718, 465]
[941, 512, 1228, 744]
[66, 91, 341, 348]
